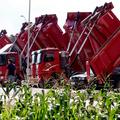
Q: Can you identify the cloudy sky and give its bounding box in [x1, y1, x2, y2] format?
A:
[0, 0, 119, 35]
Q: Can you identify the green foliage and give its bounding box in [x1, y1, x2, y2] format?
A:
[0, 83, 120, 119]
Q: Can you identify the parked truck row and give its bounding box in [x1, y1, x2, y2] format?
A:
[0, 2, 120, 88]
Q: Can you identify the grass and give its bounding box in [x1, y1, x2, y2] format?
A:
[0, 82, 120, 119]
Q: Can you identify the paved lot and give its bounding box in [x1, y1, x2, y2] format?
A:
[0, 87, 49, 95]
[0, 87, 49, 105]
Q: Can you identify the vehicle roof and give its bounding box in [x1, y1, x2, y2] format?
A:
[0, 52, 17, 55]
[37, 48, 59, 53]
[0, 43, 13, 54]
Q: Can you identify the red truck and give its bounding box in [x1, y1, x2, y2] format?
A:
[0, 14, 66, 85]
[30, 2, 120, 88]
[0, 14, 67, 85]
[70, 2, 120, 88]
[0, 30, 23, 84]
[0, 2, 119, 89]
[30, 12, 92, 86]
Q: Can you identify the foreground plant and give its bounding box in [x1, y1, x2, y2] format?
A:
[0, 83, 120, 119]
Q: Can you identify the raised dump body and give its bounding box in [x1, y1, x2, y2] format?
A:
[33, 14, 65, 49]
[63, 12, 92, 54]
[63, 12, 92, 72]
[82, 2, 120, 84]
[64, 2, 120, 75]
[28, 2, 120, 87]
[31, 2, 119, 82]
[0, 30, 11, 48]
[16, 14, 65, 57]
[17, 14, 67, 80]
[90, 24, 120, 81]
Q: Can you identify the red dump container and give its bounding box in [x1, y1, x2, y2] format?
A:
[63, 3, 120, 74]
[0, 34, 11, 48]
[90, 27, 120, 79]
[17, 14, 66, 57]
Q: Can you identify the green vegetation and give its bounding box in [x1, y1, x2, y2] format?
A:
[0, 83, 120, 120]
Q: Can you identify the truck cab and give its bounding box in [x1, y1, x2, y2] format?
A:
[30, 47, 69, 86]
[36, 48, 62, 82]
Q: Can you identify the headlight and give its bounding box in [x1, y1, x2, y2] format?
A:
[36, 64, 39, 75]
[0, 71, 2, 75]
[0, 76, 4, 80]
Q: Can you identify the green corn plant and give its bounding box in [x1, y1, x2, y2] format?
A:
[0, 77, 120, 119]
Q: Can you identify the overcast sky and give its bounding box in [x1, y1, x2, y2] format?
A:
[0, 0, 119, 35]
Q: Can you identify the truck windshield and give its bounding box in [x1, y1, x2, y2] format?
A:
[0, 55, 6, 66]
[32, 53, 37, 64]
[36, 53, 42, 64]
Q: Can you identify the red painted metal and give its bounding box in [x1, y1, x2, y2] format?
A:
[17, 14, 65, 57]
[86, 61, 90, 81]
[31, 2, 119, 82]
[63, 12, 92, 72]
[13, 2, 120, 85]
[88, 3, 120, 82]
[0, 31, 11, 82]
[90, 27, 120, 80]
[0, 32, 11, 48]
[37, 48, 61, 81]
[64, 2, 119, 76]
[30, 14, 66, 79]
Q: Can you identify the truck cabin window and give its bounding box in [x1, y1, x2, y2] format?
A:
[44, 53, 54, 62]
[0, 55, 6, 65]
[32, 53, 37, 64]
[8, 56, 16, 63]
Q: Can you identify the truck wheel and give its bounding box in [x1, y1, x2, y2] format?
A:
[38, 79, 45, 88]
[51, 73, 61, 88]
[15, 74, 22, 86]
[51, 73, 59, 79]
